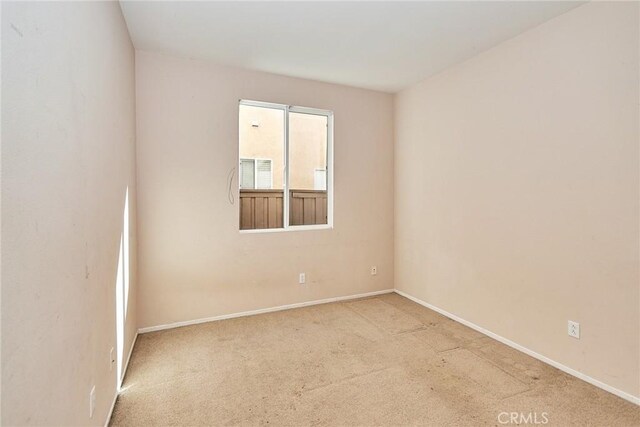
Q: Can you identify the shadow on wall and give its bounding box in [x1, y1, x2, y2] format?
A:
[115, 188, 130, 389]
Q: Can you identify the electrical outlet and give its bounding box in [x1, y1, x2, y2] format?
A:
[110, 347, 115, 371]
[89, 386, 96, 419]
[568, 320, 580, 339]
[299, 273, 306, 284]
[371, 266, 377, 276]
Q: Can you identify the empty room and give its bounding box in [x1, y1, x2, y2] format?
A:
[1, 1, 639, 426]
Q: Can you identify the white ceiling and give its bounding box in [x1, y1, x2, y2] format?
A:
[120, 1, 582, 93]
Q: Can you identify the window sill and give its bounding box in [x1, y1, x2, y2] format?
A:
[239, 224, 333, 234]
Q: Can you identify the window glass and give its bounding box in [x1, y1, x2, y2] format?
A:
[239, 158, 255, 189]
[238, 101, 331, 231]
[239, 105, 284, 230]
[256, 159, 272, 189]
[288, 112, 328, 226]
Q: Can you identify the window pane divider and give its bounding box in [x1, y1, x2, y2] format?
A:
[283, 105, 290, 230]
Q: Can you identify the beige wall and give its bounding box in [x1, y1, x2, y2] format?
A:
[136, 51, 394, 329]
[1, 2, 138, 425]
[395, 1, 639, 399]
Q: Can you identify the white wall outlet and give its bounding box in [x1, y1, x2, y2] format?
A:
[89, 385, 96, 419]
[110, 347, 115, 371]
[371, 266, 377, 275]
[568, 320, 580, 339]
[299, 273, 306, 284]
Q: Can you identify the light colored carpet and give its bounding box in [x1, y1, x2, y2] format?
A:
[110, 293, 639, 426]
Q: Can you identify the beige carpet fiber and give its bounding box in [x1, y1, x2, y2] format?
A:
[110, 293, 639, 426]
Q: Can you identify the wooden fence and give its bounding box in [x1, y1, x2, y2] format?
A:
[239, 190, 284, 230]
[239, 189, 327, 230]
[289, 190, 328, 226]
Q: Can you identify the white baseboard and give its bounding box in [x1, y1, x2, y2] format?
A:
[394, 289, 640, 406]
[128, 287, 639, 407]
[138, 289, 394, 334]
[104, 331, 140, 427]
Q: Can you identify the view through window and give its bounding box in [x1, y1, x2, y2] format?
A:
[239, 101, 332, 231]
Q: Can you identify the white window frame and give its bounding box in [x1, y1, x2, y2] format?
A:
[239, 99, 334, 233]
[239, 157, 273, 189]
